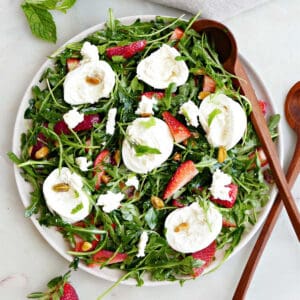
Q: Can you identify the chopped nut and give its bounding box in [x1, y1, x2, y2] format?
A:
[35, 146, 49, 159]
[86, 76, 101, 85]
[119, 181, 125, 189]
[191, 131, 200, 139]
[101, 174, 111, 184]
[193, 68, 206, 76]
[140, 113, 152, 117]
[54, 140, 59, 147]
[151, 195, 165, 209]
[81, 241, 93, 252]
[52, 183, 70, 192]
[28, 146, 33, 156]
[173, 152, 181, 161]
[174, 222, 189, 232]
[113, 150, 121, 166]
[198, 91, 211, 100]
[218, 146, 227, 163]
[183, 139, 188, 146]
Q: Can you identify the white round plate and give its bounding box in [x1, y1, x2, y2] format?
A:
[12, 15, 283, 286]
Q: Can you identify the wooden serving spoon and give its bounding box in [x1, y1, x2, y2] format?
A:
[233, 81, 300, 299]
[192, 19, 300, 240]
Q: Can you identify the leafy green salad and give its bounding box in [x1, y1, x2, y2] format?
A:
[10, 11, 280, 290]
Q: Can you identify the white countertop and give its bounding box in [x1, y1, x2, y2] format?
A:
[1, 0, 300, 299]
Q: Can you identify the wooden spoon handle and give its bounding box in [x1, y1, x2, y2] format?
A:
[233, 138, 300, 300]
[234, 57, 300, 240]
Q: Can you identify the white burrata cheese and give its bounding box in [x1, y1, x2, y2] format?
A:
[136, 231, 149, 257]
[96, 191, 124, 213]
[43, 167, 90, 223]
[64, 42, 115, 105]
[63, 108, 84, 129]
[136, 44, 189, 89]
[106, 107, 117, 135]
[165, 202, 222, 253]
[122, 117, 174, 174]
[179, 100, 200, 127]
[125, 175, 139, 190]
[75, 156, 92, 172]
[209, 169, 232, 201]
[135, 95, 157, 116]
[199, 93, 247, 150]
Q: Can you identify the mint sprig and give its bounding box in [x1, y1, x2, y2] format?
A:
[21, 0, 77, 43]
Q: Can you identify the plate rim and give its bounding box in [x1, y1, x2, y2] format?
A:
[12, 14, 283, 286]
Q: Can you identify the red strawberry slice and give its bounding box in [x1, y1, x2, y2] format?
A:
[172, 198, 185, 208]
[163, 160, 199, 199]
[66, 58, 80, 72]
[202, 75, 216, 92]
[162, 111, 192, 143]
[258, 100, 267, 115]
[263, 168, 274, 184]
[142, 91, 165, 100]
[54, 114, 101, 135]
[210, 183, 238, 208]
[106, 40, 147, 59]
[93, 149, 110, 190]
[222, 218, 236, 228]
[170, 27, 185, 41]
[192, 241, 216, 277]
[249, 147, 268, 168]
[61, 282, 79, 300]
[90, 250, 128, 266]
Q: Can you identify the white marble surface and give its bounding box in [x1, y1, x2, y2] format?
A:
[0, 0, 300, 299]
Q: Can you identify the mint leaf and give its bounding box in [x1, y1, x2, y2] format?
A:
[140, 117, 156, 129]
[25, 0, 58, 9]
[134, 144, 161, 157]
[56, 0, 77, 13]
[208, 108, 221, 126]
[145, 207, 157, 229]
[22, 3, 57, 42]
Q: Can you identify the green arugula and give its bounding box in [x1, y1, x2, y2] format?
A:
[21, 0, 77, 42]
[208, 108, 222, 126]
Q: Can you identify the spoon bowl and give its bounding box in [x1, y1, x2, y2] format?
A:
[285, 81, 300, 131]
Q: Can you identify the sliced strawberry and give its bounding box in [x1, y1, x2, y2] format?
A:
[258, 100, 267, 115]
[163, 160, 199, 199]
[61, 282, 79, 300]
[66, 58, 80, 72]
[106, 40, 147, 59]
[172, 198, 185, 208]
[142, 91, 165, 100]
[202, 75, 216, 92]
[210, 183, 238, 208]
[91, 250, 128, 266]
[192, 241, 216, 277]
[170, 27, 185, 41]
[222, 218, 236, 228]
[249, 147, 268, 168]
[54, 114, 101, 135]
[162, 111, 192, 143]
[263, 168, 274, 184]
[93, 149, 110, 190]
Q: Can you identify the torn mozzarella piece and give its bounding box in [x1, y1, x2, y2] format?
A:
[137, 231, 149, 257]
[137, 44, 189, 89]
[165, 202, 222, 253]
[135, 95, 157, 116]
[209, 169, 232, 201]
[75, 156, 92, 172]
[96, 191, 124, 213]
[199, 93, 247, 150]
[179, 100, 200, 127]
[43, 167, 90, 223]
[106, 107, 117, 135]
[63, 108, 84, 129]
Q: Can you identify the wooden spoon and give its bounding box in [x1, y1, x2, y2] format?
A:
[192, 19, 300, 240]
[233, 81, 300, 299]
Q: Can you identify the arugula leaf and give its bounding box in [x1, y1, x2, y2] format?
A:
[71, 202, 83, 214]
[208, 108, 222, 126]
[22, 3, 57, 43]
[134, 144, 161, 157]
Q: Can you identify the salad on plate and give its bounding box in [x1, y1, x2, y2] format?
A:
[10, 10, 280, 288]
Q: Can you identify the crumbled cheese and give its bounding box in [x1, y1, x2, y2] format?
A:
[209, 169, 232, 201]
[80, 41, 99, 64]
[135, 95, 157, 116]
[125, 175, 139, 190]
[96, 191, 124, 213]
[75, 157, 92, 172]
[106, 107, 117, 135]
[136, 231, 149, 257]
[179, 100, 200, 127]
[63, 108, 84, 129]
